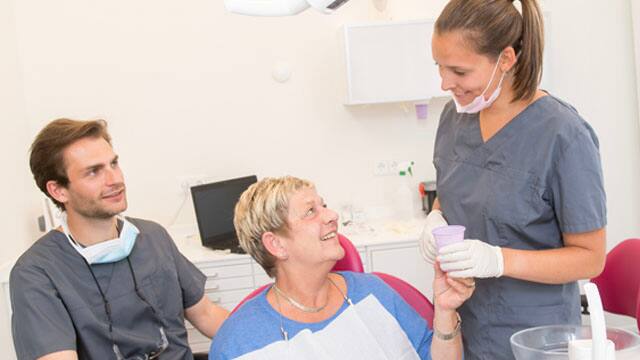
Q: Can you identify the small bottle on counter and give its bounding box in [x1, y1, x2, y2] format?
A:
[394, 161, 420, 220]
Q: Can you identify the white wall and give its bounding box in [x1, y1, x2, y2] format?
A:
[540, 0, 640, 249]
[10, 0, 639, 246]
[11, 0, 449, 230]
[632, 1, 640, 121]
[0, 0, 38, 355]
[2, 0, 639, 354]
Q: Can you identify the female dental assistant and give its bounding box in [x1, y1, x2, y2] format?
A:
[419, 0, 607, 359]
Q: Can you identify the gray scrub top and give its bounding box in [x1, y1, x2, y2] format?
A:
[434, 95, 606, 360]
[10, 217, 207, 360]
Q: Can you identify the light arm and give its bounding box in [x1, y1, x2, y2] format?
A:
[502, 228, 606, 284]
[37, 351, 78, 360]
[184, 295, 230, 338]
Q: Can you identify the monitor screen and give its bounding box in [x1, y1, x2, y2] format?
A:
[190, 175, 257, 253]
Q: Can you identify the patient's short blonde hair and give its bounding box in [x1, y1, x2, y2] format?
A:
[234, 176, 314, 277]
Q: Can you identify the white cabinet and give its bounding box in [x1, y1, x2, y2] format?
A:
[342, 20, 446, 105]
[368, 242, 434, 301]
[186, 258, 256, 352]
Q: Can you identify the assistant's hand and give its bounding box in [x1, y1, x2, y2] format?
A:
[419, 210, 448, 264]
[438, 239, 504, 278]
[433, 261, 475, 311]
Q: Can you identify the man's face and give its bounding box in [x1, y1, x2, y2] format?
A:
[57, 137, 127, 219]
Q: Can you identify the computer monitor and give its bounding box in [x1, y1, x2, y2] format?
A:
[190, 175, 257, 253]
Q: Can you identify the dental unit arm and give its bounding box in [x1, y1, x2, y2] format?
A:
[223, 0, 351, 16]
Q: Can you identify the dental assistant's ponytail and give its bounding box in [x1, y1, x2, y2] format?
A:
[435, 0, 544, 102]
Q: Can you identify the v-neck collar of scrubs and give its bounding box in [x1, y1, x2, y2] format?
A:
[476, 94, 549, 144]
[461, 94, 551, 166]
[54, 229, 118, 295]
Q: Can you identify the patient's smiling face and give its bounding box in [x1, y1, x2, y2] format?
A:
[279, 187, 344, 267]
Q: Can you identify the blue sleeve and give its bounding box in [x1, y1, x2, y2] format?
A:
[209, 294, 283, 360]
[386, 284, 433, 359]
[209, 323, 239, 360]
[209, 319, 237, 360]
[357, 273, 432, 359]
[551, 127, 607, 233]
[209, 341, 232, 360]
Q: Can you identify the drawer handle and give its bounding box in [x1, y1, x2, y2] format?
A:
[208, 284, 220, 290]
[211, 297, 222, 304]
[208, 272, 218, 278]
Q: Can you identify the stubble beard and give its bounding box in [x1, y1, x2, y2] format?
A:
[73, 196, 128, 220]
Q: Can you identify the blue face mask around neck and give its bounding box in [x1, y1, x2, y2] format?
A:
[60, 213, 139, 264]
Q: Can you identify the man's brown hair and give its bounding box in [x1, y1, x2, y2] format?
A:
[29, 119, 112, 210]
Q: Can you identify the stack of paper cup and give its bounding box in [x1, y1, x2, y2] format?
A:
[432, 225, 466, 250]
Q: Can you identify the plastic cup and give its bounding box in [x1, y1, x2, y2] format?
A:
[415, 103, 428, 119]
[432, 225, 465, 250]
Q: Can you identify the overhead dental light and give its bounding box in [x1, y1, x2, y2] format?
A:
[224, 0, 351, 16]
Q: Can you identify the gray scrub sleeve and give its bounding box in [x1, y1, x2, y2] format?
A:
[551, 129, 607, 233]
[10, 264, 76, 359]
[163, 228, 207, 309]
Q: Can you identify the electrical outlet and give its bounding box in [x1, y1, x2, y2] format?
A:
[374, 161, 389, 176]
[388, 160, 399, 175]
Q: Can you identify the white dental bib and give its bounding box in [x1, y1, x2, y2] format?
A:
[237, 294, 420, 360]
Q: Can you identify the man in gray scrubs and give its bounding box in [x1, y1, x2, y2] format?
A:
[10, 119, 229, 360]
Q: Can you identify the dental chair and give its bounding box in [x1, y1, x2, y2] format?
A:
[332, 233, 365, 272]
[372, 272, 434, 328]
[581, 238, 640, 332]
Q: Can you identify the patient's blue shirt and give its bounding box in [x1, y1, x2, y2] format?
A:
[209, 271, 432, 359]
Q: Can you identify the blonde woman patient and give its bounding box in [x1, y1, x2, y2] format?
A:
[209, 176, 474, 360]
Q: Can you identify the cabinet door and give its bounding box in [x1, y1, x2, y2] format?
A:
[368, 244, 434, 302]
[343, 20, 446, 104]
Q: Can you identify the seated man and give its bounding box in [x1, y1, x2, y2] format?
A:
[11, 119, 229, 359]
[209, 176, 474, 360]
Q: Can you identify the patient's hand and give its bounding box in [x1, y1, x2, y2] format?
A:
[432, 261, 474, 311]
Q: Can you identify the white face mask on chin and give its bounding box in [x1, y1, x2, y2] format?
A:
[453, 53, 507, 114]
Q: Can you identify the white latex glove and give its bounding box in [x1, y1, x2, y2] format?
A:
[418, 209, 448, 264]
[438, 239, 504, 278]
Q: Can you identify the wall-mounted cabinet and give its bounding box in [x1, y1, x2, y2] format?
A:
[342, 20, 446, 105]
